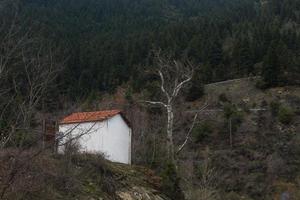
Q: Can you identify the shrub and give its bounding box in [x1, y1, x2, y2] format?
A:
[233, 111, 244, 126]
[270, 101, 281, 116]
[244, 172, 267, 198]
[239, 101, 250, 113]
[10, 130, 38, 148]
[223, 103, 236, 119]
[224, 192, 255, 200]
[278, 106, 295, 125]
[185, 83, 204, 102]
[255, 78, 268, 90]
[190, 188, 220, 200]
[219, 93, 229, 103]
[192, 121, 213, 143]
[125, 86, 133, 103]
[224, 192, 244, 200]
[160, 162, 184, 200]
[223, 103, 243, 125]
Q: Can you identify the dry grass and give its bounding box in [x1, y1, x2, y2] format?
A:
[0, 150, 166, 200]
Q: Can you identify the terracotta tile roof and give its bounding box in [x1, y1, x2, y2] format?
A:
[60, 110, 122, 124]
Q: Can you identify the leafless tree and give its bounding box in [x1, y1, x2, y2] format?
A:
[144, 52, 207, 163]
[0, 0, 65, 149]
[0, 2, 67, 198]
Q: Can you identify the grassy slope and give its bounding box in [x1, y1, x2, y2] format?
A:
[0, 151, 169, 200]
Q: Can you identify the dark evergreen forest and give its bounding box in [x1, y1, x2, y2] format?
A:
[20, 0, 300, 96]
[1, 1, 300, 199]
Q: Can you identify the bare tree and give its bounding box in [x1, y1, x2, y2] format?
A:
[0, 1, 65, 148]
[144, 52, 206, 162]
[0, 2, 67, 198]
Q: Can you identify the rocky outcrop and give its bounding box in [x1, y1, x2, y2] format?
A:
[108, 163, 170, 200]
[117, 186, 168, 200]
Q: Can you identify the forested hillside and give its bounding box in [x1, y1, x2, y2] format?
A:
[0, 0, 300, 199]
[19, 0, 300, 98]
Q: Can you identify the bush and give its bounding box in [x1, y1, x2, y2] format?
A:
[244, 172, 267, 198]
[278, 106, 295, 125]
[239, 101, 250, 113]
[223, 103, 236, 119]
[270, 101, 281, 116]
[224, 192, 254, 200]
[192, 121, 213, 143]
[185, 82, 204, 102]
[224, 192, 244, 200]
[223, 103, 244, 143]
[10, 130, 38, 148]
[255, 78, 268, 90]
[125, 86, 133, 103]
[219, 93, 229, 103]
[160, 162, 184, 200]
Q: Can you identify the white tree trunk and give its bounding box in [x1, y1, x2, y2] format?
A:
[229, 117, 232, 148]
[144, 53, 195, 164]
[167, 105, 174, 161]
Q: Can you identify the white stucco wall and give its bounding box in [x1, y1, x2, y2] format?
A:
[58, 114, 131, 164]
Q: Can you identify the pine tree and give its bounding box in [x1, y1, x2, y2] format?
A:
[233, 38, 254, 76]
[262, 41, 280, 87]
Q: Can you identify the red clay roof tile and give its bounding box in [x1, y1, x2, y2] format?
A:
[60, 110, 122, 124]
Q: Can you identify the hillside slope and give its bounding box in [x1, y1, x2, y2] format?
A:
[12, 0, 300, 97]
[71, 77, 300, 199]
[0, 151, 169, 200]
[179, 78, 300, 199]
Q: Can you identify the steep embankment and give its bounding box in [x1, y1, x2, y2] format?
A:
[0, 151, 169, 200]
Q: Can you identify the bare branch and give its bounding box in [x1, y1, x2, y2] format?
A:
[143, 100, 167, 108]
[158, 70, 171, 101]
[176, 100, 209, 155]
[172, 74, 193, 98]
[143, 51, 198, 162]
